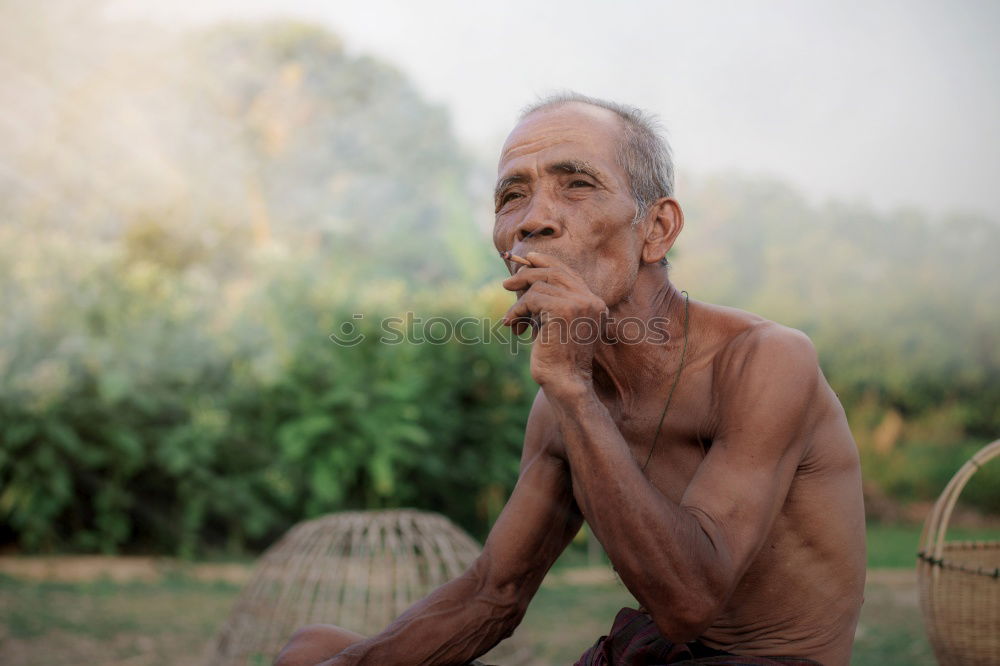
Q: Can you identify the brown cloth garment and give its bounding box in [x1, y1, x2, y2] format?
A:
[573, 607, 824, 666]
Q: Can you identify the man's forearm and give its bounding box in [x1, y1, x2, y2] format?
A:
[544, 383, 727, 636]
[320, 566, 523, 666]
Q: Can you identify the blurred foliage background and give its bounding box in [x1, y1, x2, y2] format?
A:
[1, 2, 998, 557]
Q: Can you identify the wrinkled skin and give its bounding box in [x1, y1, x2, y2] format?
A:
[276, 102, 866, 666]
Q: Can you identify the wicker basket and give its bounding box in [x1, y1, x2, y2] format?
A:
[205, 509, 534, 665]
[917, 439, 1000, 666]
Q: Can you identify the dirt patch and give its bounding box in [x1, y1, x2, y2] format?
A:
[0, 556, 253, 585]
[865, 568, 920, 609]
[866, 568, 917, 587]
[0, 564, 932, 666]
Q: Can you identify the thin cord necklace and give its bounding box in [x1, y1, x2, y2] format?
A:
[641, 290, 690, 471]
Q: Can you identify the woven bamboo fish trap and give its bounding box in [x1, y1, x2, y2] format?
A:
[917, 438, 1000, 666]
[205, 509, 534, 665]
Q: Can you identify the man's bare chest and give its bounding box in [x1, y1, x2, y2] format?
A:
[596, 386, 717, 503]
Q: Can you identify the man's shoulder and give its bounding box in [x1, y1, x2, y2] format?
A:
[697, 301, 818, 383]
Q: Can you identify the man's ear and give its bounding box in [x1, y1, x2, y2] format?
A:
[641, 198, 684, 264]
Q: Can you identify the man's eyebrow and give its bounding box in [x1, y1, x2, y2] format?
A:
[547, 160, 602, 180]
[494, 160, 604, 202]
[494, 173, 528, 203]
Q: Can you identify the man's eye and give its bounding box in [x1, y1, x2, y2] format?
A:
[569, 180, 592, 188]
[500, 192, 522, 205]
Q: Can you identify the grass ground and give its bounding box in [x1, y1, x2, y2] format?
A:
[0, 524, 965, 665]
[865, 523, 1000, 568]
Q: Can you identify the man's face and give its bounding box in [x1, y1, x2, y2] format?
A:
[493, 103, 644, 306]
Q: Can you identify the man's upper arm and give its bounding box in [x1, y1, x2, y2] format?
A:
[474, 390, 582, 603]
[680, 324, 819, 596]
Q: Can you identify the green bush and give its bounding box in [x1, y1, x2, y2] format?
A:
[0, 243, 534, 555]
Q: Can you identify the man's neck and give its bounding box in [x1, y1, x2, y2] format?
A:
[591, 267, 687, 407]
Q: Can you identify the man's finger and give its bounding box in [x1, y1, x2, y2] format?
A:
[523, 252, 574, 272]
[503, 290, 564, 326]
[506, 282, 564, 335]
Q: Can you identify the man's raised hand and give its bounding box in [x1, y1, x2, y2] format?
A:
[501, 252, 608, 398]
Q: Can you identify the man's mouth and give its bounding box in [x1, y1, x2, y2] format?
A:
[500, 227, 544, 273]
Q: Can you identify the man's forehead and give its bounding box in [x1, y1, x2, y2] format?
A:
[498, 103, 624, 173]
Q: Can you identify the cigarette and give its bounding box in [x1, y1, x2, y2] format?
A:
[500, 251, 532, 267]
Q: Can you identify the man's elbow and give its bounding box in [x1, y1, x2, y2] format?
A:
[651, 598, 723, 643]
[647, 510, 737, 641]
[645, 577, 728, 644]
[273, 646, 304, 666]
[273, 627, 315, 666]
[272, 624, 360, 666]
[467, 555, 531, 631]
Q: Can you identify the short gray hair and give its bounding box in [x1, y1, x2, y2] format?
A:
[520, 92, 675, 227]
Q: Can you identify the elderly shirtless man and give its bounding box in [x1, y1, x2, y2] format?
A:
[276, 93, 866, 666]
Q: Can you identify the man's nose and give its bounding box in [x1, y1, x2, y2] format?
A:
[514, 194, 561, 241]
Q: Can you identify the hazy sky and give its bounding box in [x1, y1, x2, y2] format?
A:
[111, 0, 1000, 219]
